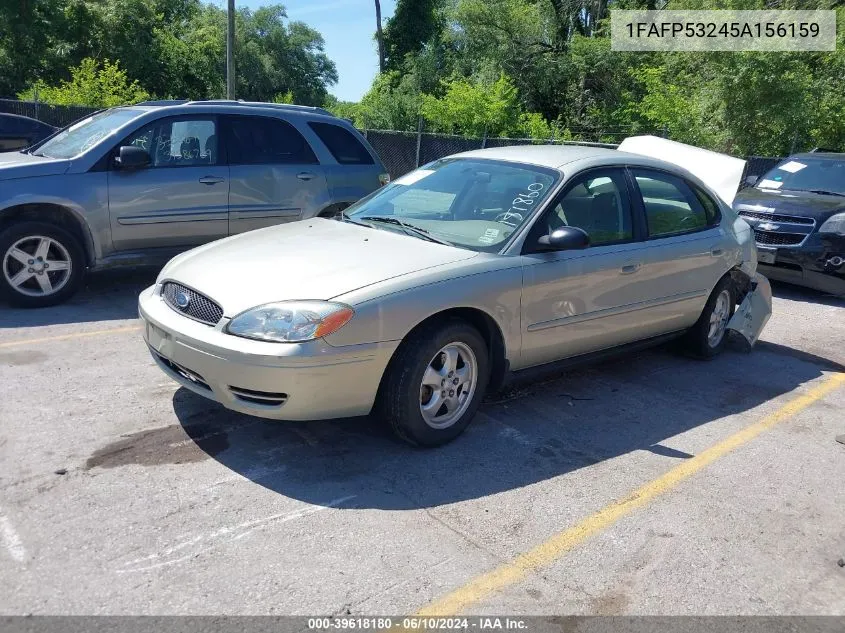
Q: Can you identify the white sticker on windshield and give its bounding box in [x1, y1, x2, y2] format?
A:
[757, 179, 783, 189]
[778, 161, 807, 173]
[393, 169, 434, 186]
[478, 228, 500, 244]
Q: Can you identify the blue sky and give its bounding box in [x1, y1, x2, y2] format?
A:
[209, 0, 397, 102]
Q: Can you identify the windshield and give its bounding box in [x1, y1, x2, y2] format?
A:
[33, 108, 144, 159]
[756, 157, 845, 196]
[346, 157, 559, 252]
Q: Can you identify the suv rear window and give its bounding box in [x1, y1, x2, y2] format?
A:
[309, 122, 374, 165]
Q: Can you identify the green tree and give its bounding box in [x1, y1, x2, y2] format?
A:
[421, 74, 522, 137]
[381, 0, 445, 71]
[19, 57, 149, 107]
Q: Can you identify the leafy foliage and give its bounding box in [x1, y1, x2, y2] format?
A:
[357, 0, 845, 152]
[18, 58, 149, 107]
[1, 0, 337, 106]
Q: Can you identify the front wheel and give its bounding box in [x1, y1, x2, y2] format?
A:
[0, 222, 85, 308]
[683, 277, 735, 359]
[378, 320, 490, 447]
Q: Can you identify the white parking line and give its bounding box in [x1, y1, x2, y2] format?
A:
[0, 509, 26, 562]
[117, 495, 356, 573]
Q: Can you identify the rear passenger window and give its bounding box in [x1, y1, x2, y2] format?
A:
[226, 115, 317, 165]
[309, 122, 374, 165]
[692, 186, 721, 225]
[632, 170, 709, 237]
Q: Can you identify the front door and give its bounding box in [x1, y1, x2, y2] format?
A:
[223, 114, 328, 234]
[108, 115, 228, 251]
[519, 168, 652, 368]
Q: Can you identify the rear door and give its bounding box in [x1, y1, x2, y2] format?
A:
[628, 168, 726, 330]
[307, 121, 383, 204]
[223, 114, 328, 234]
[108, 115, 228, 251]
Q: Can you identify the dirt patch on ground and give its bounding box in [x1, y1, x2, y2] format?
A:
[85, 423, 229, 469]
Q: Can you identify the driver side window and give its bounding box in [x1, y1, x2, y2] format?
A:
[533, 169, 633, 247]
[124, 117, 218, 168]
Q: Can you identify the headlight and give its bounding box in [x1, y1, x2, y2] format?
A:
[819, 212, 845, 236]
[226, 301, 354, 342]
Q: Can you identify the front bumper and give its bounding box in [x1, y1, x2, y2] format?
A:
[757, 233, 845, 296]
[138, 285, 399, 421]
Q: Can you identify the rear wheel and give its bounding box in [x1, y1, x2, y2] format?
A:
[378, 320, 489, 447]
[0, 222, 85, 307]
[683, 277, 735, 358]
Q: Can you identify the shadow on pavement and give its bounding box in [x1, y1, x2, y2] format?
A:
[172, 340, 839, 511]
[770, 280, 844, 307]
[0, 268, 158, 328]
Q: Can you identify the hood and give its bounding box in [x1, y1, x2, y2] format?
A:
[159, 218, 478, 316]
[0, 151, 70, 180]
[733, 187, 845, 221]
[618, 135, 746, 205]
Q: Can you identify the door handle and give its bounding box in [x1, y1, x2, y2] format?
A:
[621, 263, 641, 275]
[710, 248, 724, 257]
[199, 176, 224, 185]
[296, 172, 316, 181]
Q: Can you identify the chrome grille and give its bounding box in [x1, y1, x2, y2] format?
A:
[753, 230, 806, 247]
[162, 282, 223, 325]
[738, 210, 815, 226]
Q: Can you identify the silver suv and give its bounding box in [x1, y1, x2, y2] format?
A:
[0, 100, 388, 307]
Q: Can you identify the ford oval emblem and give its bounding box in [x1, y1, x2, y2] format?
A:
[175, 291, 191, 309]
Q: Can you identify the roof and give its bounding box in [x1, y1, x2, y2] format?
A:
[134, 99, 335, 118]
[455, 144, 621, 169]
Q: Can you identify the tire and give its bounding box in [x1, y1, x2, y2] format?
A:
[318, 203, 349, 220]
[0, 221, 85, 308]
[378, 319, 490, 447]
[683, 276, 736, 359]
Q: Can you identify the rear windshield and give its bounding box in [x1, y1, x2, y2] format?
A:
[757, 157, 845, 196]
[309, 122, 374, 165]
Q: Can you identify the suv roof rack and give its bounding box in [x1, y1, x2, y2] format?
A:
[136, 99, 189, 106]
[809, 147, 840, 153]
[184, 100, 334, 117]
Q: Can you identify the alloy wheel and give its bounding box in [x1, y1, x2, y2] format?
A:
[419, 341, 478, 430]
[3, 235, 73, 298]
[707, 289, 731, 348]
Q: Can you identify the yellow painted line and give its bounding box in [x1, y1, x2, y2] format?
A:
[418, 372, 845, 616]
[0, 324, 142, 349]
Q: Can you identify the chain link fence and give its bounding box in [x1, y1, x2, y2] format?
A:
[0, 98, 97, 127]
[740, 156, 783, 186]
[1, 98, 786, 188]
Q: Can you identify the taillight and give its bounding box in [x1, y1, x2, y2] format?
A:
[379, 173, 391, 186]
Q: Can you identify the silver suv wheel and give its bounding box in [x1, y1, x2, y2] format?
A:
[3, 235, 73, 298]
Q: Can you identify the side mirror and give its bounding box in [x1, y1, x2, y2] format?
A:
[536, 226, 590, 252]
[744, 174, 759, 187]
[114, 145, 150, 170]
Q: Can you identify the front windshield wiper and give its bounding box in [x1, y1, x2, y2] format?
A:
[339, 211, 372, 227]
[358, 216, 453, 246]
[804, 189, 845, 198]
